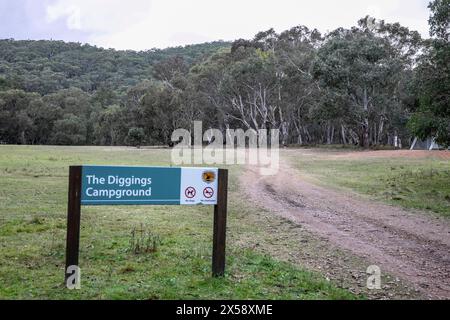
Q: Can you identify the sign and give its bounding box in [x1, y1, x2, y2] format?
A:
[80, 166, 218, 206]
[65, 165, 228, 283]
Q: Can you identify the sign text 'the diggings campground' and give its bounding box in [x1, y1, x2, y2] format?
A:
[80, 166, 218, 206]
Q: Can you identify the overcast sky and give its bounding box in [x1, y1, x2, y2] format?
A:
[0, 0, 431, 51]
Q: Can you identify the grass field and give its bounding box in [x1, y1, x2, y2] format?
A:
[0, 146, 357, 300]
[285, 149, 450, 217]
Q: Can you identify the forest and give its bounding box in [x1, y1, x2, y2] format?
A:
[0, 0, 448, 148]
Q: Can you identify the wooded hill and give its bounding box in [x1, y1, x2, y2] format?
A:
[0, 1, 448, 147]
[0, 39, 229, 96]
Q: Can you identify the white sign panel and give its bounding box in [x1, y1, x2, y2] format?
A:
[180, 167, 218, 205]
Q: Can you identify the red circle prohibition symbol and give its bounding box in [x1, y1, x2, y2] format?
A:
[185, 187, 196, 199]
[203, 187, 214, 199]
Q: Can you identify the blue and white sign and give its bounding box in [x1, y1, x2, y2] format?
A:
[80, 166, 218, 206]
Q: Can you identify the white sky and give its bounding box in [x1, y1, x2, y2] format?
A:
[4, 0, 433, 50]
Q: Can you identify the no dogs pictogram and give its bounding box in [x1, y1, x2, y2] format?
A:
[185, 187, 196, 199]
[203, 187, 214, 199]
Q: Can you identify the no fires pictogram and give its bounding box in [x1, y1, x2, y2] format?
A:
[203, 187, 214, 199]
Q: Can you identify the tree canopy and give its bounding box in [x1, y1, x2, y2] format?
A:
[1, 4, 448, 148]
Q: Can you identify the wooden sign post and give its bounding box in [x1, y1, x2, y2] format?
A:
[212, 169, 228, 277]
[65, 166, 82, 282]
[65, 166, 228, 285]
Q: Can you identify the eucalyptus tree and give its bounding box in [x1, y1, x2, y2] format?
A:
[220, 46, 284, 142]
[409, 0, 449, 147]
[275, 26, 323, 144]
[92, 105, 124, 146]
[313, 20, 421, 147]
[0, 89, 41, 144]
[50, 114, 87, 145]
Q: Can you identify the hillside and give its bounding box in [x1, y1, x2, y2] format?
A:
[0, 39, 230, 95]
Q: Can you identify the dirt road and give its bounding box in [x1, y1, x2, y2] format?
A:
[241, 157, 450, 299]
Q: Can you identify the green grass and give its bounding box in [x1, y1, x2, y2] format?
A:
[285, 149, 450, 217]
[0, 146, 356, 300]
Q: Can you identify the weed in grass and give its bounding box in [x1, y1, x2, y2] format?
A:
[129, 224, 162, 254]
[29, 217, 44, 225]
